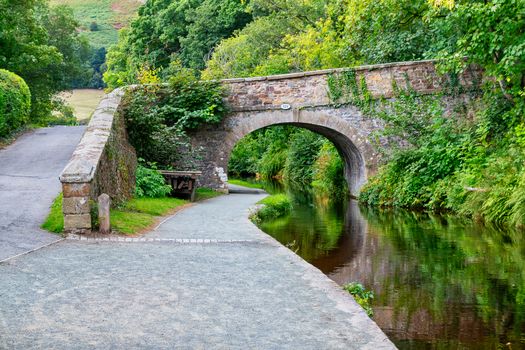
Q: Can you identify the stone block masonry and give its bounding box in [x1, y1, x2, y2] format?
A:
[222, 60, 481, 110]
[194, 60, 482, 194]
[60, 89, 137, 234]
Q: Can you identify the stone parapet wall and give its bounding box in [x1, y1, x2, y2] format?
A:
[222, 60, 481, 110]
[59, 89, 137, 234]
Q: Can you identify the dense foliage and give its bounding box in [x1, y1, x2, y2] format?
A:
[134, 162, 172, 198]
[229, 126, 347, 196]
[103, 0, 251, 88]
[0, 0, 92, 121]
[358, 0, 525, 228]
[0, 70, 31, 137]
[123, 65, 227, 168]
[360, 89, 525, 228]
[203, 0, 442, 79]
[252, 194, 293, 222]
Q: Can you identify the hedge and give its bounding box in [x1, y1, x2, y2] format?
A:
[0, 69, 31, 137]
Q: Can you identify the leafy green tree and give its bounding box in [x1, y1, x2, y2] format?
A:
[103, 28, 136, 88]
[283, 130, 323, 186]
[204, 0, 330, 78]
[434, 0, 525, 103]
[104, 0, 251, 88]
[179, 0, 252, 70]
[203, 16, 293, 79]
[0, 0, 91, 120]
[205, 0, 438, 78]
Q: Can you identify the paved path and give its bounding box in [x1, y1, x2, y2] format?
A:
[0, 193, 395, 349]
[0, 126, 85, 261]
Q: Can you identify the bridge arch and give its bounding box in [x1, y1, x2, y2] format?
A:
[194, 107, 377, 197]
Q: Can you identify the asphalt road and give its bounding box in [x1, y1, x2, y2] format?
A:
[0, 126, 85, 261]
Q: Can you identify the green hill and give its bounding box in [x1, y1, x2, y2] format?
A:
[50, 0, 144, 49]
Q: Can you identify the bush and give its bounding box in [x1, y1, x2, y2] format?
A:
[134, 163, 172, 198]
[343, 282, 374, 317]
[122, 65, 226, 168]
[0, 70, 31, 137]
[283, 130, 323, 186]
[252, 194, 292, 222]
[312, 141, 348, 197]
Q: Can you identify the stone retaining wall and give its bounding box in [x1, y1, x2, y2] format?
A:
[59, 89, 137, 234]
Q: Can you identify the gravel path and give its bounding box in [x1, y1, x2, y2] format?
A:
[0, 126, 85, 261]
[0, 193, 395, 349]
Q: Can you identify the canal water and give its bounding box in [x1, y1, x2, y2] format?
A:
[253, 182, 525, 349]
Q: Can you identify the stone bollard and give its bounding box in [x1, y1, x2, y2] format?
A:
[98, 193, 111, 234]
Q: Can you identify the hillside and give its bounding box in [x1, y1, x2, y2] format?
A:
[49, 0, 144, 49]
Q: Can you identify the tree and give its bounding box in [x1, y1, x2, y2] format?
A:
[0, 0, 91, 120]
[433, 0, 525, 102]
[203, 0, 330, 79]
[104, 0, 251, 88]
[179, 0, 252, 70]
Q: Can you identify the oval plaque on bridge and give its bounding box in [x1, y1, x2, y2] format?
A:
[280, 103, 291, 110]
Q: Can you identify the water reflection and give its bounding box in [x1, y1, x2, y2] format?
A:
[256, 182, 525, 349]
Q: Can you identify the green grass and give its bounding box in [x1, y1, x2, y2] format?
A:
[120, 197, 187, 216]
[195, 187, 223, 201]
[58, 89, 105, 121]
[111, 197, 188, 235]
[253, 194, 292, 222]
[110, 191, 222, 234]
[41, 193, 64, 234]
[42, 194, 189, 235]
[50, 0, 143, 48]
[257, 194, 290, 207]
[109, 210, 155, 235]
[228, 179, 264, 189]
[42, 188, 222, 235]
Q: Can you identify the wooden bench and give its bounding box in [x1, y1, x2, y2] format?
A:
[159, 170, 202, 202]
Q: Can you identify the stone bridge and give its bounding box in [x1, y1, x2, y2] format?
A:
[60, 59, 480, 233]
[191, 59, 480, 196]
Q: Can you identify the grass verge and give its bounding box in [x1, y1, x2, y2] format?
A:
[228, 179, 264, 189]
[41, 193, 64, 234]
[111, 197, 188, 235]
[252, 194, 292, 223]
[42, 188, 223, 235]
[120, 197, 187, 216]
[195, 187, 223, 201]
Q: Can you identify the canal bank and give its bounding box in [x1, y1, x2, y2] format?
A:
[253, 181, 525, 349]
[0, 192, 394, 349]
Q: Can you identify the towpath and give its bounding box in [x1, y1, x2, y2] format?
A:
[0, 191, 395, 349]
[0, 126, 85, 261]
